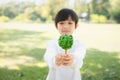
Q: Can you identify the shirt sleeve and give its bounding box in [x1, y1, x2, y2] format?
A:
[44, 40, 58, 69]
[72, 42, 86, 69]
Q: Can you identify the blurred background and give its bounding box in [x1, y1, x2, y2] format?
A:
[0, 0, 120, 23]
[0, 0, 120, 80]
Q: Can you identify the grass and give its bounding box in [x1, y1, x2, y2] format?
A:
[81, 48, 120, 80]
[0, 28, 50, 80]
[0, 24, 120, 80]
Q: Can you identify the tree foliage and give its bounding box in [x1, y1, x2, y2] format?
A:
[91, 0, 110, 19]
[109, 0, 120, 23]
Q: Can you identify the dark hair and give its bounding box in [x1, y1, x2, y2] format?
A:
[55, 8, 78, 28]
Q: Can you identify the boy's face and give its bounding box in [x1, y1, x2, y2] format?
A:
[56, 16, 78, 35]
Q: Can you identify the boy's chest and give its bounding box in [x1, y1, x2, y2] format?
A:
[55, 44, 76, 54]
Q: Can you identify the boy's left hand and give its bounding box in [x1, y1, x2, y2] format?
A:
[62, 54, 74, 66]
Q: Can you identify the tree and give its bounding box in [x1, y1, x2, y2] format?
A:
[46, 0, 67, 20]
[91, 0, 110, 19]
[1, 2, 18, 19]
[109, 0, 120, 23]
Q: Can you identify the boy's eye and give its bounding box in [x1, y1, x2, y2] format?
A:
[59, 22, 64, 24]
[68, 22, 73, 24]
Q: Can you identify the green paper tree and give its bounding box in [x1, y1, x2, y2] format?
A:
[58, 34, 73, 55]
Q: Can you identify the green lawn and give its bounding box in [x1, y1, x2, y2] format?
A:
[0, 24, 120, 80]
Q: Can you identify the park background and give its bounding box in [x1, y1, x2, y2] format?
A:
[0, 0, 120, 80]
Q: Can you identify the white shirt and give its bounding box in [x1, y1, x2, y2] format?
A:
[44, 39, 86, 80]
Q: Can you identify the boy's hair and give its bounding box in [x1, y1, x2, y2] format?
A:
[55, 8, 78, 28]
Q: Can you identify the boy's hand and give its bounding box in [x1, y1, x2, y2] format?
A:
[62, 54, 74, 66]
[55, 54, 63, 66]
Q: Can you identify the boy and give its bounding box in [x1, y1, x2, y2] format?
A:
[44, 8, 86, 80]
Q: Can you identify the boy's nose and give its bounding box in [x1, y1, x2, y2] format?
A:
[63, 24, 69, 28]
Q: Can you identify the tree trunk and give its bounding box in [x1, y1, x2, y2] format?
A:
[65, 50, 68, 55]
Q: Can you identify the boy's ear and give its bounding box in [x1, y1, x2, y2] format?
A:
[75, 24, 79, 29]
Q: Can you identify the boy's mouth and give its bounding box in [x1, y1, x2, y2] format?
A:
[62, 31, 70, 33]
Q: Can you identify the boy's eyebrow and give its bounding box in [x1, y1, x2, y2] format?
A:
[59, 20, 74, 22]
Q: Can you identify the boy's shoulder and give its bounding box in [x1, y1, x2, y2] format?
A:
[47, 39, 86, 49]
[74, 39, 86, 48]
[47, 39, 57, 43]
[74, 39, 84, 45]
[47, 39, 58, 45]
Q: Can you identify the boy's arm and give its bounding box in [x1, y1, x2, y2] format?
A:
[44, 40, 59, 69]
[72, 43, 86, 69]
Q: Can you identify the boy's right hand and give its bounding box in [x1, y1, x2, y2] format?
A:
[55, 54, 63, 66]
